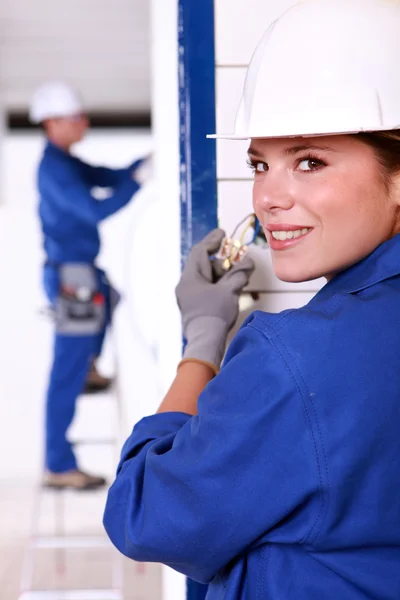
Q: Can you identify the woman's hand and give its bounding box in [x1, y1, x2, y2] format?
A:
[176, 228, 255, 371]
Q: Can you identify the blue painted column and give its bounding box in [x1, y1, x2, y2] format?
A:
[178, 0, 218, 262]
[178, 0, 217, 598]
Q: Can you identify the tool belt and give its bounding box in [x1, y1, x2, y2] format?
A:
[54, 263, 106, 335]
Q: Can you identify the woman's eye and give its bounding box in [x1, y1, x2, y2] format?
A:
[298, 157, 324, 172]
[247, 159, 268, 173]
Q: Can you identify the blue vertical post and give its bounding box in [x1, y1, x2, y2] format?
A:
[178, 0, 218, 263]
[178, 0, 217, 598]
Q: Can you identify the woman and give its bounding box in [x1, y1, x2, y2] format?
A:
[104, 1, 400, 598]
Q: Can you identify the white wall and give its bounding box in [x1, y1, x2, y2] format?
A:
[150, 0, 186, 598]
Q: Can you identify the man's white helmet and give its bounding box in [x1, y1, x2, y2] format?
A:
[211, 0, 400, 139]
[29, 81, 84, 124]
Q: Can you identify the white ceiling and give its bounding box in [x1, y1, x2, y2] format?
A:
[0, 0, 151, 113]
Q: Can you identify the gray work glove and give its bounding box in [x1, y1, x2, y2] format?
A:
[176, 228, 255, 370]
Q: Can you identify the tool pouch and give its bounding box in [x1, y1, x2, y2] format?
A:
[55, 264, 105, 335]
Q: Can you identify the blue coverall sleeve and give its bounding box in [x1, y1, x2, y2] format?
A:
[45, 170, 141, 225]
[78, 162, 130, 187]
[78, 157, 144, 187]
[103, 322, 321, 584]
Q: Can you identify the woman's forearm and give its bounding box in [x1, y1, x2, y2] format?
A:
[157, 361, 215, 416]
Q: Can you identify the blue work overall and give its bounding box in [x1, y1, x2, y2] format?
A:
[38, 142, 142, 472]
[104, 234, 400, 600]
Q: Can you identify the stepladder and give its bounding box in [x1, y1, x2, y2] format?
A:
[18, 384, 126, 600]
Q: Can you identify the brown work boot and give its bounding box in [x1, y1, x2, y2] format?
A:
[83, 361, 112, 394]
[43, 469, 107, 491]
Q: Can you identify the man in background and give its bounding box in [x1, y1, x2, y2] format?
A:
[30, 81, 150, 490]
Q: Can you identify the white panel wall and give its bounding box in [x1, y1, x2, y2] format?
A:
[150, 0, 186, 598]
[214, 0, 324, 314]
[0, 0, 150, 113]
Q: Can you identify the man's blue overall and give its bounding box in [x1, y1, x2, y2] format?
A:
[38, 142, 142, 472]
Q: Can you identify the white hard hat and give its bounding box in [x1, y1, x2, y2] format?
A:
[211, 0, 400, 139]
[29, 81, 84, 124]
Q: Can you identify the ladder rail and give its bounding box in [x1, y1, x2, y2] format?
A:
[19, 386, 125, 599]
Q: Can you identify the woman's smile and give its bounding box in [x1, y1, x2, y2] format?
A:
[265, 224, 313, 249]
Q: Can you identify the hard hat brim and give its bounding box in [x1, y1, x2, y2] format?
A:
[207, 124, 400, 140]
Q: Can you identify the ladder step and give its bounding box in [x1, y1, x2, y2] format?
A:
[31, 535, 113, 549]
[19, 591, 122, 600]
[72, 438, 117, 446]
